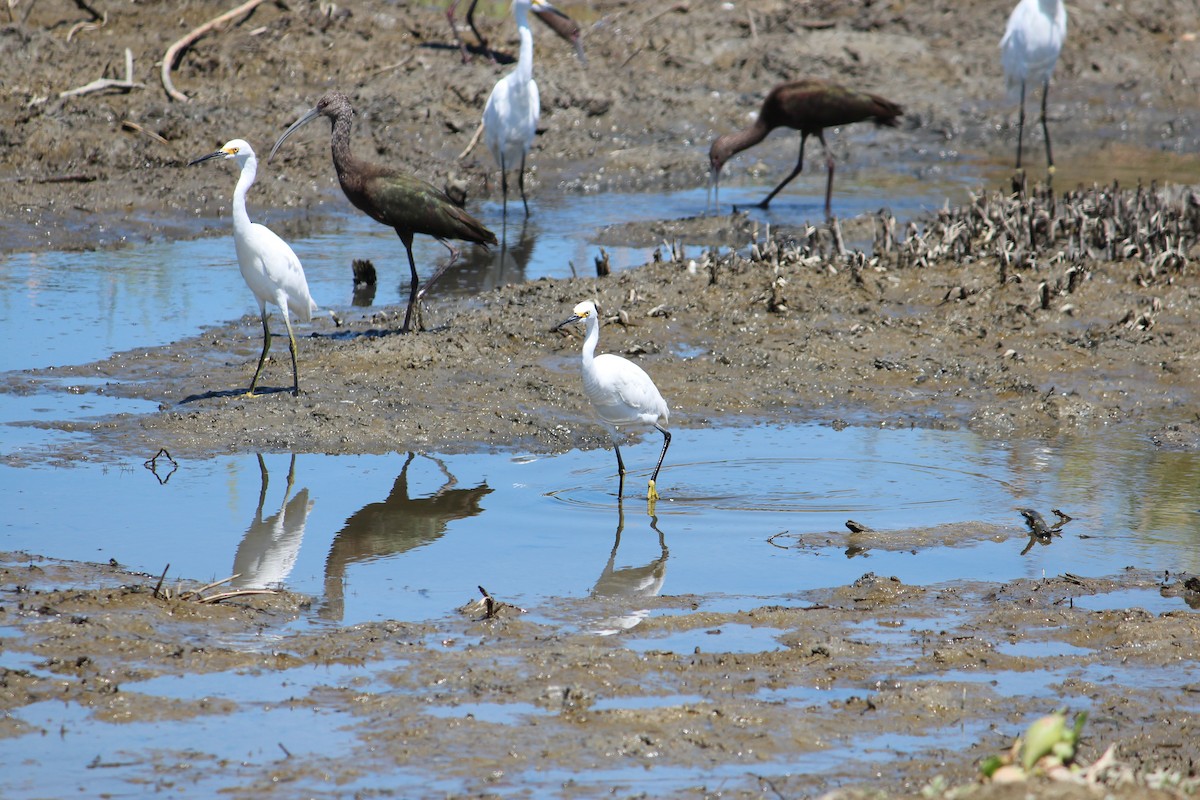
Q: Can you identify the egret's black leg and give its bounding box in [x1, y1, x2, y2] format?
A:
[518, 152, 530, 217]
[1040, 77, 1055, 179]
[248, 306, 272, 396]
[282, 310, 301, 396]
[647, 424, 671, 501]
[1015, 79, 1027, 171]
[613, 442, 627, 498]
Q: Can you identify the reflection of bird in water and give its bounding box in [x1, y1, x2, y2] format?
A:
[557, 300, 672, 502]
[270, 92, 497, 333]
[708, 78, 903, 219]
[484, 0, 541, 220]
[447, 0, 585, 64]
[188, 139, 318, 396]
[231, 454, 313, 589]
[320, 453, 492, 620]
[590, 504, 668, 635]
[1000, 0, 1067, 176]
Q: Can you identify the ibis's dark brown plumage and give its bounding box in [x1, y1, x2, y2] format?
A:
[709, 78, 903, 218]
[270, 92, 497, 333]
[448, 0, 585, 65]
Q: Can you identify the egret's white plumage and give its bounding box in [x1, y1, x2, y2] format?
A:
[189, 139, 318, 396]
[558, 300, 671, 501]
[483, 0, 542, 218]
[1000, 0, 1067, 173]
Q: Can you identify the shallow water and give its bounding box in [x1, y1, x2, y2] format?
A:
[5, 170, 1200, 798]
[0, 172, 972, 376]
[5, 423, 1200, 632]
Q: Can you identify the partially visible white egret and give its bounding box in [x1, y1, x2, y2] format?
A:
[1000, 0, 1067, 174]
[189, 139, 318, 396]
[557, 300, 671, 501]
[483, 0, 542, 219]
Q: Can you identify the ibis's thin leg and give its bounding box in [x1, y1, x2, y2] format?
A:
[818, 131, 836, 219]
[754, 131, 809, 210]
[399, 231, 420, 334]
[248, 305, 272, 396]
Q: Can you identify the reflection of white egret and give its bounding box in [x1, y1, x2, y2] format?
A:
[231, 454, 313, 589]
[590, 504, 668, 635]
[483, 0, 541, 219]
[320, 453, 492, 621]
[1000, 0, 1067, 173]
[188, 139, 318, 396]
[556, 300, 672, 501]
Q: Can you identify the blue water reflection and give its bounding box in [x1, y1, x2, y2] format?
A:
[4, 423, 1199, 629]
[0, 178, 966, 375]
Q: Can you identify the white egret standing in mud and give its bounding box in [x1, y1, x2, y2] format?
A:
[1000, 0, 1067, 174]
[707, 78, 903, 220]
[557, 300, 671, 502]
[483, 0, 542, 218]
[189, 139, 318, 397]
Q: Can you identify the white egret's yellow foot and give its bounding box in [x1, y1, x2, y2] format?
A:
[647, 480, 660, 502]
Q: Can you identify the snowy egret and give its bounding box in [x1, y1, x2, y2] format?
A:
[557, 300, 671, 501]
[483, 0, 541, 219]
[189, 139, 318, 396]
[269, 92, 497, 333]
[1000, 0, 1067, 174]
[447, 0, 585, 64]
[708, 78, 903, 219]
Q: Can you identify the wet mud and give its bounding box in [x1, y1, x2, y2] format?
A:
[3, 0, 1200, 796]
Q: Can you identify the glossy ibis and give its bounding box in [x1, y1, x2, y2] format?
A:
[189, 138, 318, 396]
[448, 0, 585, 64]
[708, 78, 903, 218]
[484, 0, 541, 218]
[1001, 0, 1067, 175]
[270, 92, 497, 333]
[557, 300, 671, 502]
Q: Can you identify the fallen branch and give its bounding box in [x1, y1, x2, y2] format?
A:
[121, 119, 169, 145]
[457, 120, 484, 160]
[60, 47, 142, 98]
[160, 0, 268, 103]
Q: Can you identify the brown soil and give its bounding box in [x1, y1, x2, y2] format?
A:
[3, 0, 1200, 797]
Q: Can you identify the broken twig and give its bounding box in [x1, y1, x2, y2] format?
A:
[161, 0, 268, 103]
[60, 48, 142, 98]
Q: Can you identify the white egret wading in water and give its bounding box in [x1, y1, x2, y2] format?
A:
[483, 0, 543, 218]
[1000, 0, 1067, 174]
[557, 300, 671, 501]
[189, 139, 318, 396]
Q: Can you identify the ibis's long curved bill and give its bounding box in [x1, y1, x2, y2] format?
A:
[188, 150, 226, 167]
[706, 166, 721, 216]
[269, 105, 323, 162]
[531, 0, 586, 65]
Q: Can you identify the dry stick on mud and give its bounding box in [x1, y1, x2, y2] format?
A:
[160, 0, 269, 103]
[60, 48, 142, 98]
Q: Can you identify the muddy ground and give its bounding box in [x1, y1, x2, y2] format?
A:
[3, 0, 1200, 797]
